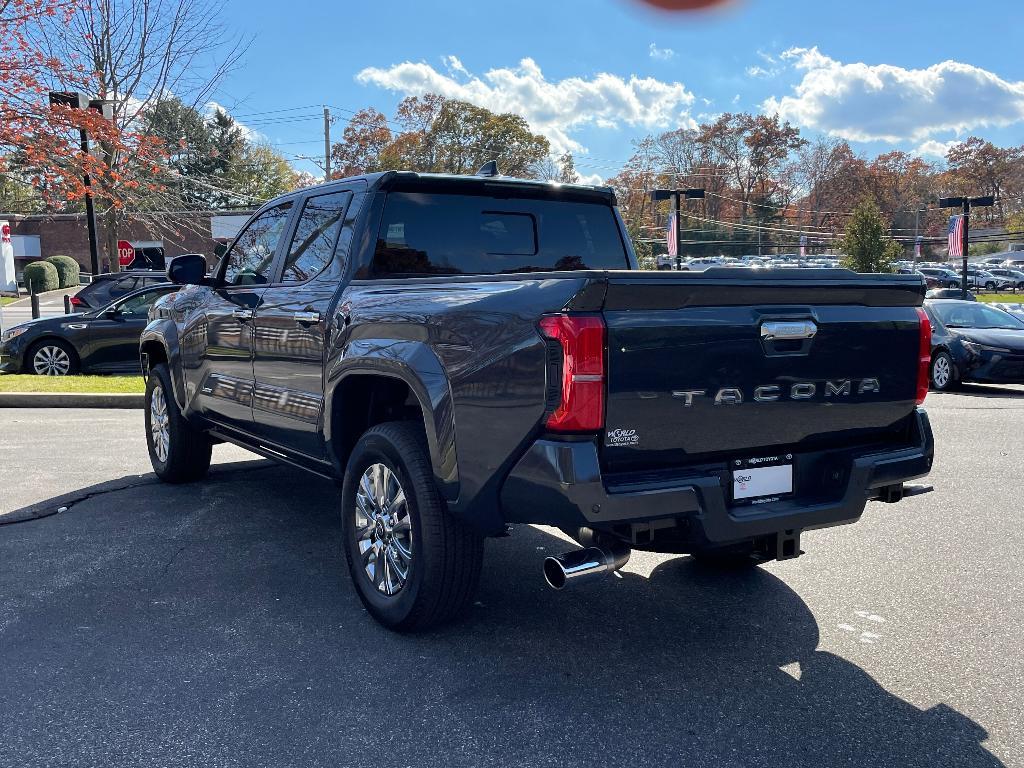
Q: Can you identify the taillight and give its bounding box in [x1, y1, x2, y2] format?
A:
[538, 314, 606, 432]
[915, 307, 931, 405]
[70, 296, 83, 307]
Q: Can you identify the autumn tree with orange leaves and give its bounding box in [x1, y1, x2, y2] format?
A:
[0, 0, 170, 219]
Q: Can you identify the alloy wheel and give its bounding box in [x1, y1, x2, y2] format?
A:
[150, 383, 170, 463]
[32, 345, 71, 375]
[932, 355, 951, 389]
[354, 462, 413, 597]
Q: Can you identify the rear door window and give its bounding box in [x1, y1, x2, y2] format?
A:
[371, 192, 627, 276]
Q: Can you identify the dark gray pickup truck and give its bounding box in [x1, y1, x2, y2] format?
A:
[141, 168, 934, 630]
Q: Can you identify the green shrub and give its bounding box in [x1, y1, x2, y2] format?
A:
[22, 261, 59, 294]
[45, 254, 80, 289]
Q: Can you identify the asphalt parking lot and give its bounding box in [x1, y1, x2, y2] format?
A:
[2, 388, 1023, 767]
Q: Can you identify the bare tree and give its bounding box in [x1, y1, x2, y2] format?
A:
[35, 0, 248, 270]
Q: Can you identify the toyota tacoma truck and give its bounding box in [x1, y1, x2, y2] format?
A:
[140, 167, 934, 631]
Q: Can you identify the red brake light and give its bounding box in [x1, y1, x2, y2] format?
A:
[538, 314, 606, 432]
[915, 307, 931, 405]
[70, 296, 83, 306]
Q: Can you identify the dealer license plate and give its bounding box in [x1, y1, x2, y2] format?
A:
[732, 463, 793, 502]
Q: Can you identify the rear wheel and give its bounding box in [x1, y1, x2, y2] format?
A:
[28, 339, 78, 376]
[342, 422, 483, 631]
[930, 351, 956, 391]
[145, 363, 212, 482]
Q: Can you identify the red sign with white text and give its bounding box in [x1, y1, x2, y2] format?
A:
[117, 240, 135, 267]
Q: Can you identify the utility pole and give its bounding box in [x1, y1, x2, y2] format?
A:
[939, 195, 994, 299]
[649, 187, 705, 269]
[323, 106, 332, 182]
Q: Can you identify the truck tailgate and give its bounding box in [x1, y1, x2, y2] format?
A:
[598, 270, 925, 472]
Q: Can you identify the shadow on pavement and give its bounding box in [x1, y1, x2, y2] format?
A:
[942, 383, 1024, 399]
[0, 465, 1004, 767]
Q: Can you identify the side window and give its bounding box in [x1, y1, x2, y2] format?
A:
[281, 191, 351, 283]
[223, 203, 293, 286]
[110, 276, 138, 297]
[117, 288, 170, 317]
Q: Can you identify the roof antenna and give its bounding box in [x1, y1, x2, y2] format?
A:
[476, 160, 499, 177]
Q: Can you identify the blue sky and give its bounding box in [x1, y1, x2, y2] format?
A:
[212, 0, 1024, 180]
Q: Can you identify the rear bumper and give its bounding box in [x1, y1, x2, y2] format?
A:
[500, 409, 934, 547]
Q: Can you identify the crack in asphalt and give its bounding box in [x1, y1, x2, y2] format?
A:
[0, 460, 275, 527]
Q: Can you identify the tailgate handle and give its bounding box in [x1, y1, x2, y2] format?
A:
[761, 320, 817, 341]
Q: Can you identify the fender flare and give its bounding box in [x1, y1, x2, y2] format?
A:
[139, 320, 187, 411]
[324, 339, 459, 502]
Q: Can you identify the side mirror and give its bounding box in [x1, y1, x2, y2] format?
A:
[101, 306, 122, 320]
[167, 253, 208, 286]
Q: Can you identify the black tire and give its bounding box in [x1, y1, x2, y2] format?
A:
[342, 422, 484, 632]
[930, 350, 957, 391]
[27, 338, 79, 376]
[145, 362, 212, 483]
[985, 281, 995, 291]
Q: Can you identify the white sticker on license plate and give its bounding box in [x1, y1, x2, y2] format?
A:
[732, 464, 793, 500]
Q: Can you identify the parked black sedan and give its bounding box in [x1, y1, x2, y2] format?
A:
[70, 270, 168, 310]
[923, 299, 1024, 390]
[0, 283, 177, 375]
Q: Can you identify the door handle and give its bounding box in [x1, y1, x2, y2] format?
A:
[760, 320, 817, 340]
[293, 310, 321, 325]
[232, 308, 254, 321]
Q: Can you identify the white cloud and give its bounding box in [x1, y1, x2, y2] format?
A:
[356, 57, 695, 154]
[746, 65, 771, 78]
[762, 47, 1024, 143]
[576, 171, 605, 186]
[649, 43, 675, 61]
[913, 139, 956, 159]
[442, 55, 470, 78]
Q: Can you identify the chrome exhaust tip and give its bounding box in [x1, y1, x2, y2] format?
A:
[543, 542, 631, 590]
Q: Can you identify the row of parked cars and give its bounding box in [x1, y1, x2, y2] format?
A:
[3, 264, 1024, 393]
[905, 258, 1024, 292]
[658, 254, 843, 271]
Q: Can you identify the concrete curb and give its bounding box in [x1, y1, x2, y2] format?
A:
[0, 392, 144, 408]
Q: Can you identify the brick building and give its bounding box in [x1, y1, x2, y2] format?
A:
[0, 209, 253, 278]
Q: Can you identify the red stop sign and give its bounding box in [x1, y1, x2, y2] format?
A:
[117, 240, 135, 267]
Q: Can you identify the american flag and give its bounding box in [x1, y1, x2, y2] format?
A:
[666, 212, 678, 256]
[948, 215, 964, 258]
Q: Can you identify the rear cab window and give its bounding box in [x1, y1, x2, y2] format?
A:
[370, 188, 629, 277]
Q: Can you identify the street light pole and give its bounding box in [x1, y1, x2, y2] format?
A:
[650, 187, 705, 269]
[48, 92, 114, 278]
[78, 126, 100, 277]
[938, 195, 995, 300]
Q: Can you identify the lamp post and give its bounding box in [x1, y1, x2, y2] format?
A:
[913, 206, 927, 268]
[937, 195, 995, 299]
[48, 92, 114, 278]
[650, 188, 705, 269]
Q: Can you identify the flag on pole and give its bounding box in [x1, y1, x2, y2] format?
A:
[948, 215, 964, 258]
[666, 212, 678, 257]
[799, 234, 807, 258]
[914, 236, 922, 259]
